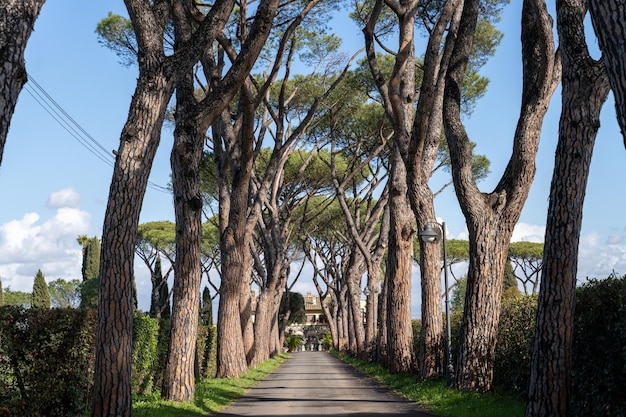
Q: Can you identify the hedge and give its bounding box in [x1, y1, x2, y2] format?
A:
[0, 307, 95, 417]
[0, 308, 217, 417]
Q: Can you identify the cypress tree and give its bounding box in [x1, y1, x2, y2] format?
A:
[32, 269, 51, 309]
[79, 236, 101, 308]
[503, 259, 522, 299]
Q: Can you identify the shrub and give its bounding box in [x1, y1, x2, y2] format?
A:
[132, 314, 160, 396]
[571, 274, 626, 417]
[493, 295, 537, 393]
[285, 333, 301, 352]
[0, 306, 95, 417]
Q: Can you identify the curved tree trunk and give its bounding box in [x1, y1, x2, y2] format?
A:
[526, 1, 610, 416]
[0, 0, 47, 166]
[443, 0, 559, 392]
[588, 0, 626, 145]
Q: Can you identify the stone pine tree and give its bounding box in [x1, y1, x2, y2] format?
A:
[442, 0, 559, 391]
[31, 269, 50, 309]
[78, 235, 100, 309]
[0, 0, 47, 166]
[526, 1, 610, 416]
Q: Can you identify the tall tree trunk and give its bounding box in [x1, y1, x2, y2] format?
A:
[408, 0, 461, 381]
[0, 0, 47, 166]
[162, 69, 204, 401]
[526, 1, 609, 416]
[588, 0, 626, 145]
[363, 0, 417, 375]
[385, 145, 417, 374]
[216, 90, 255, 377]
[94, 66, 173, 417]
[443, 0, 559, 392]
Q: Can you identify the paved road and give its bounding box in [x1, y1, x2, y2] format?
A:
[216, 351, 436, 417]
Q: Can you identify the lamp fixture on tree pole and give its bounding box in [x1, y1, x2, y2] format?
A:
[419, 221, 454, 387]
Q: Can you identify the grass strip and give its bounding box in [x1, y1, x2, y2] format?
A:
[333, 351, 525, 417]
[132, 352, 289, 417]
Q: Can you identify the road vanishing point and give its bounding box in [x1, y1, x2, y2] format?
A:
[217, 351, 437, 417]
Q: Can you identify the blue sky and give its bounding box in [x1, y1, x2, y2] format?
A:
[1, 1, 625, 315]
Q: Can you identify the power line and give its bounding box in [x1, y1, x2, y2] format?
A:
[24, 72, 170, 194]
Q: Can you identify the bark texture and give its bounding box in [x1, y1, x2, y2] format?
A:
[0, 0, 47, 166]
[162, 65, 204, 401]
[94, 0, 239, 413]
[443, 0, 559, 392]
[525, 1, 610, 416]
[94, 61, 172, 417]
[364, 0, 417, 374]
[588, 0, 626, 146]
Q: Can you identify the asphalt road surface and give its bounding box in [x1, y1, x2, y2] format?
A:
[216, 351, 436, 417]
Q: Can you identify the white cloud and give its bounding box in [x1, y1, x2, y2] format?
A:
[512, 222, 545, 243]
[47, 187, 81, 209]
[0, 190, 91, 292]
[578, 232, 626, 281]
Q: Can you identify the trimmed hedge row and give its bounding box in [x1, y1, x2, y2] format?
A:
[0, 307, 95, 417]
[0, 308, 217, 417]
[413, 274, 625, 416]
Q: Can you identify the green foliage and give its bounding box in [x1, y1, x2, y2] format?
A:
[279, 292, 306, 328]
[0, 278, 3, 306]
[284, 333, 302, 352]
[133, 314, 161, 396]
[322, 330, 333, 350]
[0, 288, 31, 308]
[199, 323, 217, 378]
[571, 274, 626, 417]
[150, 257, 170, 319]
[451, 276, 467, 312]
[493, 295, 537, 393]
[31, 270, 50, 309]
[502, 260, 522, 299]
[0, 307, 96, 417]
[48, 278, 81, 308]
[79, 236, 101, 309]
[95, 12, 138, 67]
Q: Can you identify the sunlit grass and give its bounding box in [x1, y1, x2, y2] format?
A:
[132, 352, 289, 417]
[334, 351, 525, 417]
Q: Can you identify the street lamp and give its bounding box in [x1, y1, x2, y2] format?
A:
[419, 221, 454, 387]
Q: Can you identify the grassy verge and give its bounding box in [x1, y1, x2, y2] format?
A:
[333, 351, 525, 417]
[132, 352, 289, 417]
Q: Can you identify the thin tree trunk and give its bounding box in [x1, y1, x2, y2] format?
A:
[0, 0, 47, 166]
[526, 1, 609, 415]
